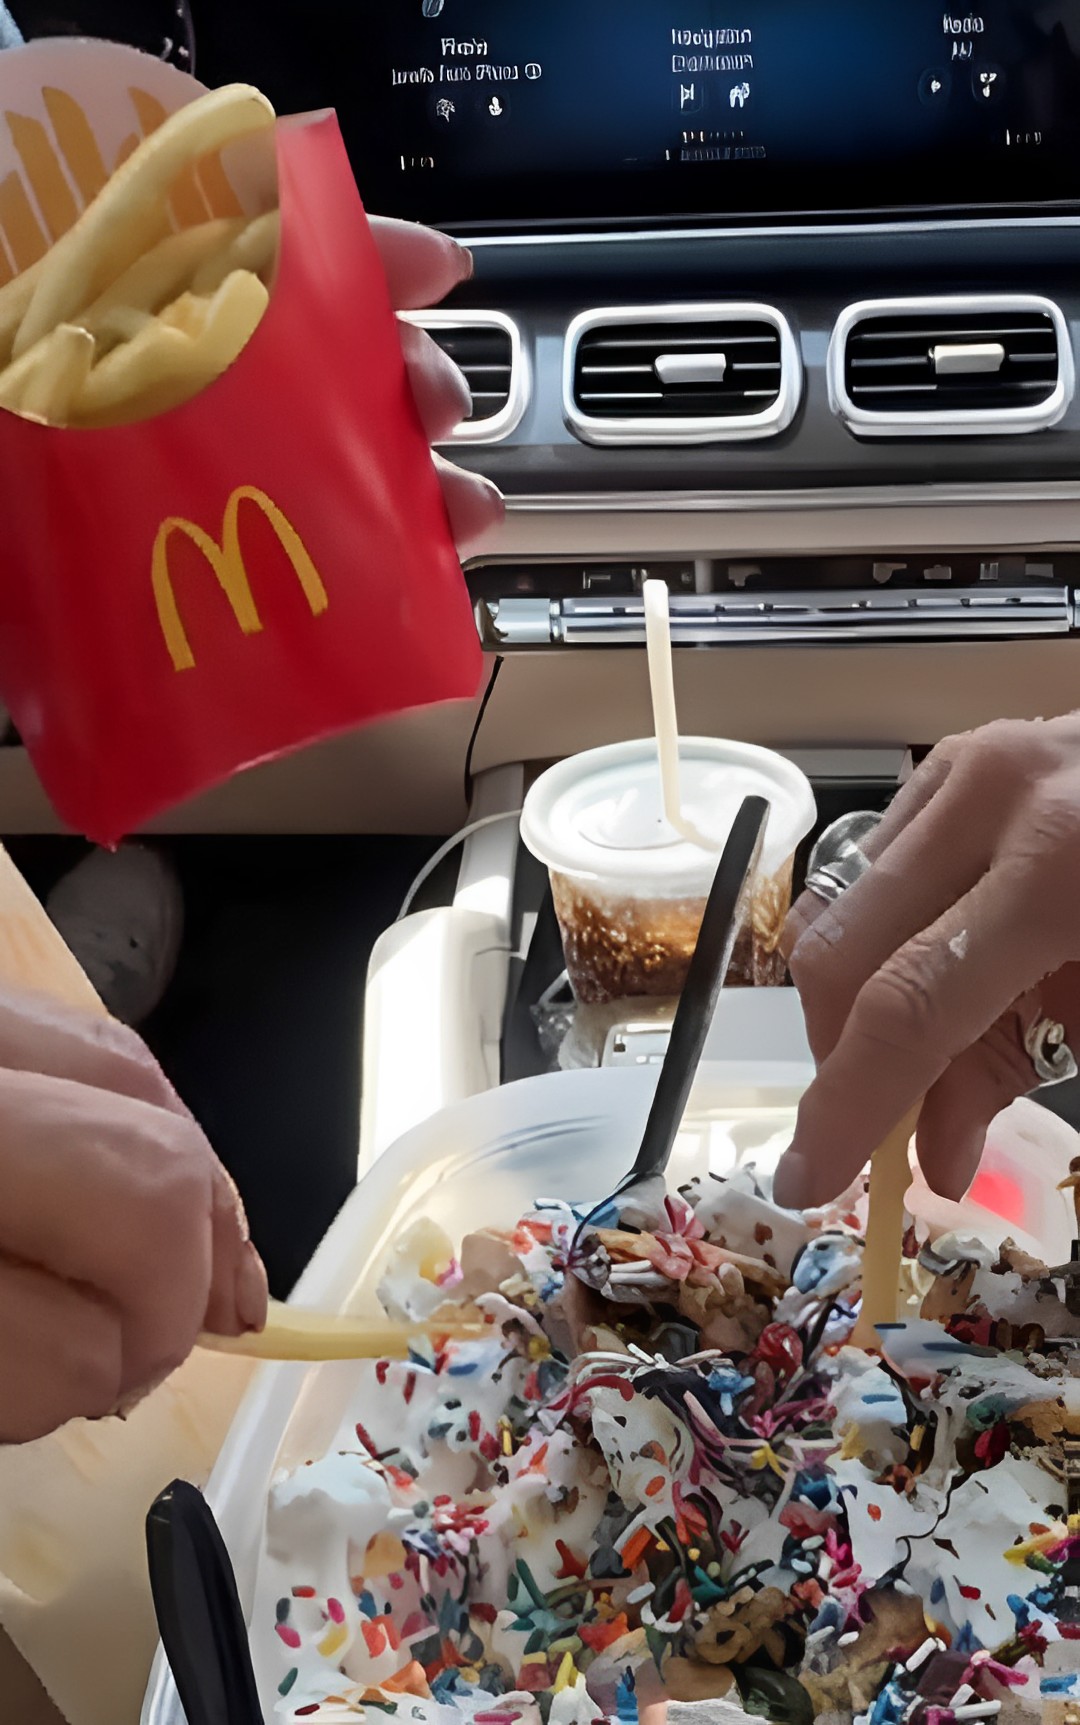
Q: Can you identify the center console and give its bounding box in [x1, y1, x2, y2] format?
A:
[357, 755, 900, 1172]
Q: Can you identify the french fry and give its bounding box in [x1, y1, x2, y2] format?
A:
[156, 289, 211, 339]
[75, 216, 247, 350]
[0, 256, 44, 368]
[71, 267, 268, 427]
[18, 323, 94, 422]
[0, 318, 94, 421]
[198, 1302, 488, 1363]
[190, 209, 280, 295]
[0, 201, 172, 368]
[14, 84, 274, 359]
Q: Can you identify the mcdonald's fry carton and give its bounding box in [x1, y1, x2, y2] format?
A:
[0, 38, 482, 844]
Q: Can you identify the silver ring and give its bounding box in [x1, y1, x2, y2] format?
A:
[805, 810, 884, 905]
[805, 852, 873, 904]
[1025, 1017, 1079, 1087]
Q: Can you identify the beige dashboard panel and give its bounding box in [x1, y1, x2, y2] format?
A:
[494, 494, 1080, 560]
[3, 636, 1075, 835]
[470, 639, 1080, 771]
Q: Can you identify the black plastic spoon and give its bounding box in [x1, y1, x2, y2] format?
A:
[147, 1478, 264, 1725]
[574, 792, 769, 1241]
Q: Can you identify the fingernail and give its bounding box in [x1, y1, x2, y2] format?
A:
[452, 240, 475, 281]
[234, 1242, 268, 1333]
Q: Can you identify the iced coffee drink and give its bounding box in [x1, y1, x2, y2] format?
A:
[522, 739, 815, 1007]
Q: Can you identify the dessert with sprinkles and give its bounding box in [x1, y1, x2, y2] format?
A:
[261, 1173, 1080, 1725]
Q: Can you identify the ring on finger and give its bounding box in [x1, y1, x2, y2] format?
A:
[1024, 1016, 1079, 1087]
[804, 810, 884, 905]
[805, 852, 873, 904]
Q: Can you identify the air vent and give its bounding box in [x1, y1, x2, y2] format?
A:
[829, 296, 1074, 437]
[399, 310, 526, 444]
[564, 304, 801, 446]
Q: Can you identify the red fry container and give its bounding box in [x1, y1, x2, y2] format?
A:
[0, 40, 482, 843]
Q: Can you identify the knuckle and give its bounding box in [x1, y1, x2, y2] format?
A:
[980, 1015, 1040, 1096]
[131, 1120, 214, 1237]
[854, 961, 936, 1055]
[396, 317, 426, 362]
[399, 320, 456, 384]
[787, 906, 853, 987]
[1029, 771, 1080, 848]
[998, 789, 1080, 938]
[786, 929, 825, 1000]
[962, 717, 1032, 791]
[145, 1310, 205, 1386]
[89, 1014, 146, 1067]
[925, 729, 966, 767]
[924, 720, 1026, 819]
[161, 1131, 214, 1209]
[64, 1332, 125, 1420]
[89, 1015, 177, 1104]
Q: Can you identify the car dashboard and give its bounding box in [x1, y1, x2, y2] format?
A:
[3, 0, 1080, 837]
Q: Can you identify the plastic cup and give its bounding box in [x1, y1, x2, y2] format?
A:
[520, 738, 817, 1006]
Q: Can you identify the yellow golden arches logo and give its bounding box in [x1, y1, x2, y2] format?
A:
[151, 486, 329, 673]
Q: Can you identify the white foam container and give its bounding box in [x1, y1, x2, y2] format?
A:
[142, 1063, 805, 1724]
[141, 1065, 1078, 1725]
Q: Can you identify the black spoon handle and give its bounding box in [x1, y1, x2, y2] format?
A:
[147, 1479, 264, 1725]
[625, 794, 770, 1187]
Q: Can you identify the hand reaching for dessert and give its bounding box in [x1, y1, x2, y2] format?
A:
[774, 715, 1080, 1211]
[371, 217, 504, 557]
[0, 986, 266, 1443]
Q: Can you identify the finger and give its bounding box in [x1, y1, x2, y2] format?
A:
[786, 749, 997, 1064]
[203, 1154, 267, 1337]
[0, 985, 261, 1341]
[914, 1009, 1035, 1201]
[0, 987, 262, 1338]
[916, 964, 1080, 1202]
[433, 452, 504, 556]
[0, 1070, 213, 1395]
[0, 1258, 121, 1442]
[0, 983, 186, 1115]
[398, 319, 471, 442]
[774, 861, 1062, 1207]
[782, 742, 958, 960]
[367, 215, 473, 310]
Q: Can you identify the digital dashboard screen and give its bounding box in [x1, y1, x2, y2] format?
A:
[331, 0, 1080, 228]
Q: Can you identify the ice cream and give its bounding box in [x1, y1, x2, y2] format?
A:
[260, 1169, 1080, 1725]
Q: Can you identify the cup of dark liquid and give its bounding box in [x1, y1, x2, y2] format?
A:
[521, 739, 817, 1006]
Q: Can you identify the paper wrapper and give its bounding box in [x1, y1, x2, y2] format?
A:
[0, 40, 482, 844]
[0, 1353, 253, 1725]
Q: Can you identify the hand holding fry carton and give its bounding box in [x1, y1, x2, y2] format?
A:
[0, 39, 482, 843]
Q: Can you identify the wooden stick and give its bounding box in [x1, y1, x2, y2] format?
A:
[849, 1105, 922, 1351]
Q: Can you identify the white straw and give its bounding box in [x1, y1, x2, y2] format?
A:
[643, 579, 715, 850]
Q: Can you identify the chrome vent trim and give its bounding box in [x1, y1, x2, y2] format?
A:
[480, 588, 1070, 648]
[399, 309, 527, 444]
[563, 303, 801, 446]
[828, 295, 1075, 438]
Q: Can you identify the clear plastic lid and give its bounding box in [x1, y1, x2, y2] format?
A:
[521, 738, 817, 891]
